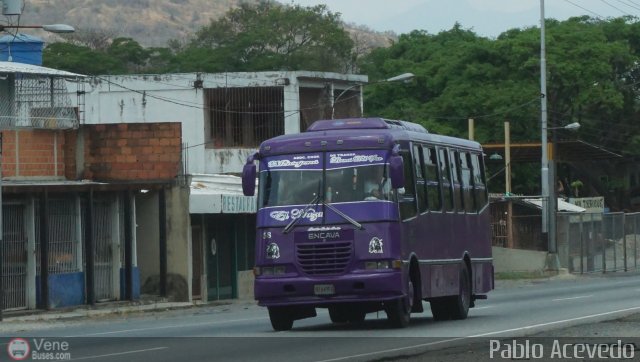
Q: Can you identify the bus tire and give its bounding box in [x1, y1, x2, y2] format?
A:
[429, 297, 451, 321]
[329, 306, 366, 324]
[328, 307, 348, 323]
[449, 262, 471, 320]
[386, 297, 411, 328]
[268, 307, 294, 331]
[347, 310, 367, 323]
[386, 277, 412, 328]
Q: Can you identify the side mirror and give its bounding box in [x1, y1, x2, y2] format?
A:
[242, 153, 258, 196]
[389, 155, 405, 189]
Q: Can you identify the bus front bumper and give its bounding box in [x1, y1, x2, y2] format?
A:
[254, 270, 404, 307]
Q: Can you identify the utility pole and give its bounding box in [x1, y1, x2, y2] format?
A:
[540, 0, 558, 262]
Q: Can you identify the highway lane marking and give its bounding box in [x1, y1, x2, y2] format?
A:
[314, 305, 640, 362]
[473, 306, 494, 310]
[552, 295, 593, 302]
[71, 347, 168, 360]
[314, 337, 467, 362]
[68, 317, 269, 337]
[470, 305, 640, 337]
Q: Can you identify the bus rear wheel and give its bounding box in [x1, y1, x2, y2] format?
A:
[430, 263, 471, 321]
[268, 307, 294, 331]
[449, 262, 471, 320]
[329, 307, 348, 323]
[329, 306, 367, 324]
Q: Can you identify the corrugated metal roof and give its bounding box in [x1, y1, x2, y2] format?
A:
[524, 198, 586, 212]
[190, 173, 250, 195]
[0, 61, 84, 77]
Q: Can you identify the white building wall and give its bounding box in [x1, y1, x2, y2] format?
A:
[68, 71, 367, 175]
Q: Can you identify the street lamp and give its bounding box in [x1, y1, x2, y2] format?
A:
[332, 72, 415, 119]
[547, 122, 580, 131]
[0, 24, 75, 33]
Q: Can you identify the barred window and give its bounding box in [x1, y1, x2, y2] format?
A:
[206, 87, 284, 148]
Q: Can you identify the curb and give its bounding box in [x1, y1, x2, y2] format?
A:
[1, 300, 236, 323]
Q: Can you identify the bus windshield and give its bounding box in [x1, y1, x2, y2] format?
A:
[258, 151, 394, 208]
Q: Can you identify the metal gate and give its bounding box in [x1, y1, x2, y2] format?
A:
[2, 203, 28, 310]
[92, 196, 120, 301]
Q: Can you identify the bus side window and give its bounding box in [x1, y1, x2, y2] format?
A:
[460, 152, 475, 213]
[438, 148, 454, 212]
[413, 144, 428, 214]
[425, 146, 442, 211]
[450, 150, 463, 212]
[471, 153, 488, 209]
[399, 150, 418, 220]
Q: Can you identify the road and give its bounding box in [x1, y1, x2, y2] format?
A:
[1, 273, 639, 361]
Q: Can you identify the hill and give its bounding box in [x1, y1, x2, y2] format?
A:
[10, 0, 394, 49]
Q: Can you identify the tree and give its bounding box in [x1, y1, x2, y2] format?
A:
[359, 17, 640, 196]
[43, 42, 126, 75]
[178, 1, 354, 72]
[58, 28, 116, 51]
[107, 37, 149, 71]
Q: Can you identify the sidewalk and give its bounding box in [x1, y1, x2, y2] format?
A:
[0, 296, 240, 324]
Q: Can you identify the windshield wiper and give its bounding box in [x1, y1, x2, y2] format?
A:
[283, 182, 322, 234]
[322, 202, 363, 230]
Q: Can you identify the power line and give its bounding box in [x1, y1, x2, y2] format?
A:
[425, 97, 540, 121]
[94, 75, 354, 115]
[564, 0, 606, 18]
[600, 0, 635, 15]
[613, 0, 640, 12]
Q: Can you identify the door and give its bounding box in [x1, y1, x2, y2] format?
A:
[191, 225, 203, 299]
[206, 215, 236, 300]
[2, 203, 28, 310]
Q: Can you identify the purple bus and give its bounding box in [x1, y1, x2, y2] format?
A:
[242, 118, 493, 331]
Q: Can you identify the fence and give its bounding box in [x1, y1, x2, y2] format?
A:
[557, 212, 640, 273]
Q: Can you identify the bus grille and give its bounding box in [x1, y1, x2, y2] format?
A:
[296, 241, 352, 275]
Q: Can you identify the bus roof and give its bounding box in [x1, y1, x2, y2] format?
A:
[258, 117, 482, 156]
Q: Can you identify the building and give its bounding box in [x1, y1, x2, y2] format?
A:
[66, 71, 368, 301]
[0, 61, 188, 313]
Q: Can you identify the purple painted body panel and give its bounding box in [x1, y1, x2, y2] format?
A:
[258, 201, 399, 227]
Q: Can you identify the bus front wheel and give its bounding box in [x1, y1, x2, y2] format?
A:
[385, 279, 412, 328]
[268, 307, 294, 331]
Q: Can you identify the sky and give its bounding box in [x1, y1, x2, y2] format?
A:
[290, 0, 639, 37]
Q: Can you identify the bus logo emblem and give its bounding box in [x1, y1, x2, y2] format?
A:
[270, 211, 290, 221]
[369, 237, 384, 254]
[266, 243, 280, 259]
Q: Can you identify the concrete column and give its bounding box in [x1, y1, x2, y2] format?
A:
[283, 76, 301, 135]
[165, 185, 192, 302]
[111, 195, 121, 300]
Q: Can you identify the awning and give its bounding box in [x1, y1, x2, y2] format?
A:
[189, 174, 257, 214]
[0, 61, 84, 78]
[522, 198, 586, 212]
